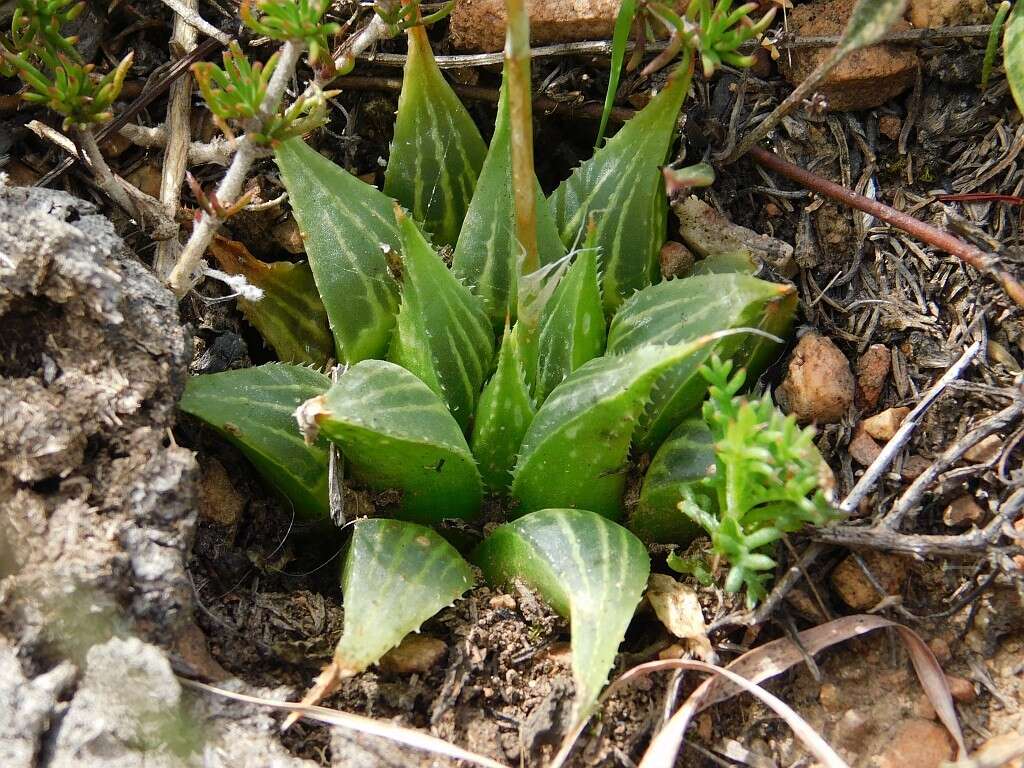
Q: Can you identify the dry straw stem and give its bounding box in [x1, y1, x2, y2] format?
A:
[117, 123, 233, 165]
[155, 0, 201, 280]
[504, 0, 539, 273]
[552, 614, 964, 768]
[179, 678, 509, 768]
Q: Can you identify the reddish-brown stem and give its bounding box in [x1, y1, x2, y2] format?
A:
[749, 146, 1024, 308]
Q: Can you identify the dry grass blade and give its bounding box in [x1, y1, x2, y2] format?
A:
[179, 678, 510, 768]
[552, 614, 965, 768]
[634, 659, 848, 768]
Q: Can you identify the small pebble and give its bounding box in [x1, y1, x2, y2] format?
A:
[862, 407, 910, 441]
[942, 496, 983, 527]
[877, 719, 953, 768]
[848, 424, 882, 466]
[776, 332, 855, 424]
[964, 434, 1002, 464]
[379, 635, 447, 674]
[944, 674, 976, 703]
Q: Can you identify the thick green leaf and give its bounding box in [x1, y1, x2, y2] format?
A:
[1005, 0, 1024, 114]
[451, 77, 566, 328]
[629, 417, 715, 545]
[388, 208, 495, 430]
[296, 359, 483, 523]
[511, 339, 720, 520]
[550, 70, 689, 313]
[535, 241, 606, 403]
[690, 251, 759, 275]
[335, 518, 475, 673]
[836, 0, 909, 56]
[470, 325, 535, 491]
[209, 237, 333, 366]
[607, 273, 796, 451]
[179, 363, 330, 520]
[475, 509, 650, 721]
[384, 25, 487, 247]
[292, 518, 475, 715]
[275, 138, 400, 364]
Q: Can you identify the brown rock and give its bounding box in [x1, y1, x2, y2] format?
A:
[450, 0, 621, 52]
[831, 551, 908, 611]
[819, 682, 842, 712]
[126, 162, 163, 199]
[912, 693, 937, 720]
[856, 344, 891, 409]
[198, 457, 245, 526]
[776, 333, 855, 424]
[488, 593, 517, 611]
[779, 0, 918, 111]
[927, 637, 951, 664]
[862, 407, 910, 442]
[964, 434, 1003, 464]
[379, 634, 447, 674]
[879, 115, 902, 142]
[943, 496, 984, 527]
[974, 732, 1024, 768]
[658, 643, 686, 660]
[908, 0, 989, 28]
[834, 709, 872, 749]
[877, 719, 953, 768]
[944, 674, 976, 703]
[901, 455, 931, 480]
[271, 216, 305, 255]
[849, 424, 882, 466]
[659, 241, 694, 279]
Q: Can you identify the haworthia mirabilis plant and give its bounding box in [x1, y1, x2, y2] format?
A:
[384, 24, 487, 247]
[208, 236, 333, 367]
[295, 359, 483, 523]
[179, 363, 330, 520]
[388, 207, 495, 430]
[511, 336, 727, 520]
[275, 138, 400, 364]
[452, 75, 566, 329]
[549, 63, 692, 313]
[471, 324, 535, 491]
[607, 272, 796, 450]
[475, 509, 650, 721]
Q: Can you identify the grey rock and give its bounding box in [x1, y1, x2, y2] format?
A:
[0, 643, 75, 768]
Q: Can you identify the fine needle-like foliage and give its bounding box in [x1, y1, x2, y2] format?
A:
[673, 356, 837, 608]
[175, 0, 831, 718]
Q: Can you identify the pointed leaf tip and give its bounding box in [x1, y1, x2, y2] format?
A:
[475, 509, 650, 722]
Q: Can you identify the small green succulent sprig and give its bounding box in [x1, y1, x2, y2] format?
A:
[646, 0, 775, 78]
[193, 42, 333, 144]
[4, 46, 133, 129]
[4, 0, 83, 62]
[1, 0, 132, 129]
[678, 356, 837, 608]
[372, 0, 456, 37]
[240, 0, 340, 65]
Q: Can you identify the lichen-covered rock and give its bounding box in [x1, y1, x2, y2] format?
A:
[0, 184, 322, 767]
[0, 184, 196, 650]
